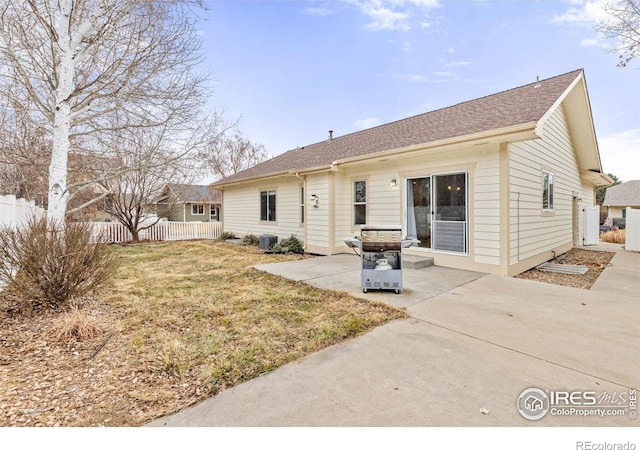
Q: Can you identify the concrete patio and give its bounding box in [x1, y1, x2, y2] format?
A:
[254, 252, 486, 309]
[149, 243, 639, 427]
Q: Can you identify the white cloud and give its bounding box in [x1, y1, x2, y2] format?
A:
[598, 129, 640, 182]
[305, 6, 335, 17]
[345, 0, 440, 31]
[391, 73, 429, 82]
[354, 117, 382, 129]
[551, 0, 608, 24]
[390, 71, 465, 83]
[444, 60, 471, 67]
[364, 6, 411, 31]
[581, 37, 600, 47]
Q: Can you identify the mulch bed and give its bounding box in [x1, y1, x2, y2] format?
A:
[514, 248, 615, 290]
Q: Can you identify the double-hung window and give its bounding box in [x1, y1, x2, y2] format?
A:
[542, 171, 554, 211]
[353, 180, 367, 225]
[260, 190, 276, 222]
[192, 204, 204, 215]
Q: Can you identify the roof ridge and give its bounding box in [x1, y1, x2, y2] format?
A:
[286, 69, 584, 151]
[215, 69, 585, 186]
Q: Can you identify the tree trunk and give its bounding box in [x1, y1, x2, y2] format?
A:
[47, 0, 74, 222]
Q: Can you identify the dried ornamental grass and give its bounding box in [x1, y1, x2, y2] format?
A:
[600, 229, 625, 244]
[47, 307, 105, 342]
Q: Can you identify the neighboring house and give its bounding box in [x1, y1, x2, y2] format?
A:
[155, 184, 221, 222]
[603, 180, 640, 225]
[213, 69, 612, 276]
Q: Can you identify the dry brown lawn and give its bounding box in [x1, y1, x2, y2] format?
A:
[0, 240, 405, 427]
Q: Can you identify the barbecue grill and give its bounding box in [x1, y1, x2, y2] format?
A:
[344, 225, 418, 294]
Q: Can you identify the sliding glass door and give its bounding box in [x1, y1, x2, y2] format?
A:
[407, 177, 431, 248]
[406, 172, 468, 254]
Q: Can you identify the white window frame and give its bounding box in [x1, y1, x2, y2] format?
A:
[353, 180, 367, 226]
[191, 203, 204, 215]
[210, 205, 217, 218]
[542, 170, 555, 211]
[260, 189, 277, 222]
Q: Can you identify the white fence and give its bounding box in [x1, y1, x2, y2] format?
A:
[626, 207, 640, 252]
[0, 194, 45, 229]
[89, 221, 223, 243]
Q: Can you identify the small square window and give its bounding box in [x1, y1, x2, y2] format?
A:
[192, 204, 204, 215]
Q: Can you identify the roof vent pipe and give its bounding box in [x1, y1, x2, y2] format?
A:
[328, 130, 333, 141]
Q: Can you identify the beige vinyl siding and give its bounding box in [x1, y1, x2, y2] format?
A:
[509, 104, 593, 265]
[305, 173, 331, 253]
[607, 206, 626, 220]
[333, 145, 502, 270]
[222, 176, 304, 241]
[336, 162, 402, 244]
[472, 153, 501, 265]
[333, 167, 405, 253]
[333, 171, 352, 249]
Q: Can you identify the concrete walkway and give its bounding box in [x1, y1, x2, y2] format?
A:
[148, 243, 639, 426]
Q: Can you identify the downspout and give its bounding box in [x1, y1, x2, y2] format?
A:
[292, 172, 306, 250]
[517, 192, 520, 262]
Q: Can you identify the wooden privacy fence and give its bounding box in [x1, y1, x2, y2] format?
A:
[89, 221, 223, 243]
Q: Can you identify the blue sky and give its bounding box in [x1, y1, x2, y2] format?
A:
[199, 0, 639, 182]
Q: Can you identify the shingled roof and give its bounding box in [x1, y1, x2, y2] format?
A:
[215, 69, 584, 186]
[603, 180, 640, 206]
[166, 184, 221, 203]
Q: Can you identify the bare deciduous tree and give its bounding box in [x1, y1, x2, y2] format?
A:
[0, 98, 50, 203]
[91, 115, 225, 241]
[0, 0, 209, 221]
[199, 126, 269, 181]
[596, 0, 640, 67]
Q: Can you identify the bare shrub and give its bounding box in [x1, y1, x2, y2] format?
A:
[601, 229, 626, 244]
[242, 233, 260, 245]
[0, 217, 118, 308]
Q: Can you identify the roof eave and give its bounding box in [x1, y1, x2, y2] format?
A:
[212, 167, 331, 188]
[213, 124, 539, 187]
[538, 71, 605, 176]
[330, 122, 539, 167]
[582, 170, 614, 187]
